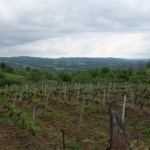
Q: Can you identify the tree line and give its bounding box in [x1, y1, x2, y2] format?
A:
[0, 61, 150, 86]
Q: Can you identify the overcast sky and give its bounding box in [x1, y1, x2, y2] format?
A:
[0, 0, 150, 58]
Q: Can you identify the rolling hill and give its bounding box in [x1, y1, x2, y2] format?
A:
[0, 56, 149, 72]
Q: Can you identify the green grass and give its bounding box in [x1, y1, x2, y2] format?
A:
[55, 110, 77, 123]
[0, 114, 12, 125]
[65, 140, 81, 149]
[4, 73, 26, 83]
[97, 131, 108, 139]
[96, 131, 108, 145]
[0, 98, 9, 105]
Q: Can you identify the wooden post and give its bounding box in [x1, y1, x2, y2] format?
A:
[110, 110, 133, 150]
[42, 93, 50, 115]
[110, 110, 117, 150]
[122, 95, 126, 123]
[77, 98, 85, 140]
[116, 112, 133, 150]
[61, 129, 66, 150]
[32, 104, 36, 125]
[103, 88, 106, 107]
[107, 83, 112, 101]
[130, 85, 134, 104]
[76, 83, 80, 111]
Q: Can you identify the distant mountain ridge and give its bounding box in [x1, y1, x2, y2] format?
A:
[0, 56, 149, 72]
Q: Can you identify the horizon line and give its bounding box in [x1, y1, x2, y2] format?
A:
[0, 56, 149, 60]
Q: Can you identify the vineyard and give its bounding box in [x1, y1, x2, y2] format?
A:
[0, 82, 150, 150]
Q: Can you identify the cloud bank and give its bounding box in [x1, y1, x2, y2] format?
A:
[0, 0, 150, 58]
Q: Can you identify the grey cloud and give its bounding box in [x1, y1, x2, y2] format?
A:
[0, 0, 150, 58]
[1, 0, 150, 31]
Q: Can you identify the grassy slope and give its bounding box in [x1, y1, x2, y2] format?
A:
[0, 97, 149, 150]
[4, 73, 27, 83]
[0, 69, 150, 150]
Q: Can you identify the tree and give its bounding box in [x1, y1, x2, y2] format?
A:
[128, 65, 134, 76]
[101, 67, 110, 74]
[29, 69, 44, 82]
[0, 62, 7, 69]
[0, 62, 13, 73]
[72, 71, 92, 83]
[88, 68, 99, 78]
[116, 69, 130, 82]
[25, 66, 32, 72]
[57, 71, 71, 82]
[45, 71, 53, 80]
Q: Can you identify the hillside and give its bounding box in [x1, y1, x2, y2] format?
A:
[0, 57, 148, 72]
[0, 83, 149, 149]
[0, 60, 150, 150]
